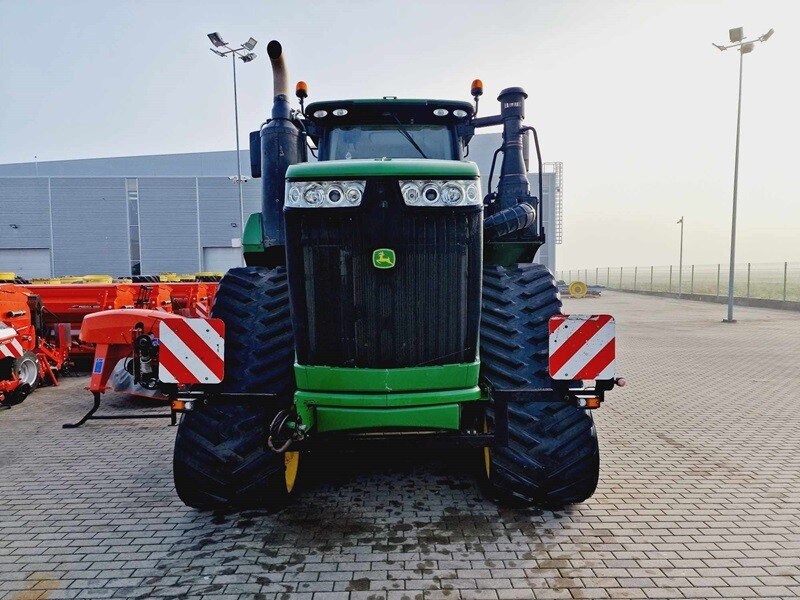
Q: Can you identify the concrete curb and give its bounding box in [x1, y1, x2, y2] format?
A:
[611, 288, 800, 312]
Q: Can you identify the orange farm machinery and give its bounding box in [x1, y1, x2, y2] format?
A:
[23, 283, 179, 357]
[0, 284, 69, 405]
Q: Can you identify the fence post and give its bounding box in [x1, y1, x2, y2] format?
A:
[747, 263, 751, 299]
[607, 267, 610, 287]
[716, 264, 721, 297]
[595, 267, 599, 285]
[784, 262, 788, 302]
[619, 266, 623, 289]
[669, 265, 673, 293]
[634, 266, 637, 291]
[584, 269, 588, 283]
[690, 265, 694, 295]
[650, 266, 654, 291]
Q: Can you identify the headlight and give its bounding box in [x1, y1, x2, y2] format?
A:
[285, 181, 365, 208]
[400, 180, 481, 207]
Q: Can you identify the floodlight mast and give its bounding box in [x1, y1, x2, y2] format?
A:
[207, 33, 259, 266]
[712, 27, 774, 323]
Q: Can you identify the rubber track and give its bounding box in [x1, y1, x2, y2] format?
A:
[173, 267, 295, 509]
[480, 263, 600, 506]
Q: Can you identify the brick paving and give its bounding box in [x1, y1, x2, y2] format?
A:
[1, 291, 799, 600]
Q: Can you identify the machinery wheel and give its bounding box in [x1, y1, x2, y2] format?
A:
[173, 267, 298, 509]
[14, 351, 40, 392]
[568, 280, 588, 298]
[480, 263, 599, 506]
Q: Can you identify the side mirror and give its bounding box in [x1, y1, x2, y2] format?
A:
[249, 130, 261, 178]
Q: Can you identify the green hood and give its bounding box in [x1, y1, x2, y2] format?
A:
[286, 159, 479, 180]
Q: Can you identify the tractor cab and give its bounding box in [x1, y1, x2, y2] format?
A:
[303, 99, 474, 161]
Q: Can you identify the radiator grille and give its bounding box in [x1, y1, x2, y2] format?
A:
[285, 178, 481, 369]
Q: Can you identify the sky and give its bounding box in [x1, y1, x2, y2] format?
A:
[1, 0, 798, 269]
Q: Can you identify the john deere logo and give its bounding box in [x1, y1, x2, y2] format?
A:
[372, 248, 396, 269]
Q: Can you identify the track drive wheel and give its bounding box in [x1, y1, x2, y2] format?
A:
[173, 267, 299, 510]
[480, 263, 600, 507]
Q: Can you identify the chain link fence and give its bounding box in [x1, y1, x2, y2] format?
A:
[557, 263, 800, 302]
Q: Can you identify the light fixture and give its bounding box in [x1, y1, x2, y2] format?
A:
[760, 28, 775, 42]
[208, 32, 226, 47]
[729, 27, 743, 43]
[239, 52, 256, 63]
[242, 37, 257, 51]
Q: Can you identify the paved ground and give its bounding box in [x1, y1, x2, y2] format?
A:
[1, 291, 799, 600]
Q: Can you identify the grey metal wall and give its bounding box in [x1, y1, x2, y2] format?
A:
[138, 178, 200, 274]
[198, 178, 242, 249]
[0, 151, 250, 178]
[50, 177, 130, 276]
[0, 175, 266, 277]
[0, 178, 51, 250]
[241, 179, 262, 220]
[532, 172, 557, 274]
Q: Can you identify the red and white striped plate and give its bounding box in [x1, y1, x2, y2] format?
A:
[548, 314, 615, 381]
[157, 318, 224, 384]
[0, 327, 24, 359]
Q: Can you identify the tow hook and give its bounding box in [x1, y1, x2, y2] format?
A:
[267, 408, 306, 453]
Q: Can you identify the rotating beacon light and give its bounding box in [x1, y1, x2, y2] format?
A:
[296, 81, 309, 112]
[471, 78, 483, 115]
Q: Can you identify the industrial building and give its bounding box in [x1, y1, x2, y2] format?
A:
[0, 134, 562, 278]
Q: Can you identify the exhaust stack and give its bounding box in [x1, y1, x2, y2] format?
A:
[266, 40, 290, 116]
[256, 40, 305, 263]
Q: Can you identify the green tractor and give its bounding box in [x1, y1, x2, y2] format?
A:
[173, 40, 619, 508]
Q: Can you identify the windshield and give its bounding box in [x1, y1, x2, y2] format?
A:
[324, 124, 456, 160]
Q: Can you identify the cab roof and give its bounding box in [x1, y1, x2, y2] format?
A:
[304, 98, 474, 126]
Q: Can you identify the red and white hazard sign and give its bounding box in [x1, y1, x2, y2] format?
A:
[0, 326, 24, 359]
[548, 314, 615, 381]
[195, 301, 210, 318]
[157, 318, 225, 384]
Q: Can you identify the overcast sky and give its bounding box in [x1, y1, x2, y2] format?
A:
[1, 0, 798, 268]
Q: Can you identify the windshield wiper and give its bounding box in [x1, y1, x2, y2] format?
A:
[386, 113, 428, 159]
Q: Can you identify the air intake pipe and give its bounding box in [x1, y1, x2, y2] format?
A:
[485, 87, 540, 240]
[259, 40, 304, 256]
[496, 87, 530, 208]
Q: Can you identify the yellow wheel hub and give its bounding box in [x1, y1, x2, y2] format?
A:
[568, 280, 588, 298]
[284, 451, 300, 493]
[483, 419, 491, 479]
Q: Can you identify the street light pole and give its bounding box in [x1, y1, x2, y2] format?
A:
[714, 26, 774, 323]
[231, 52, 244, 244]
[207, 32, 258, 267]
[677, 216, 684, 298]
[725, 48, 744, 321]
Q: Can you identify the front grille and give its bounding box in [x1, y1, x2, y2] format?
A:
[285, 178, 482, 368]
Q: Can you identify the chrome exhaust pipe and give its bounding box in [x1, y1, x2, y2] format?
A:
[267, 40, 288, 99]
